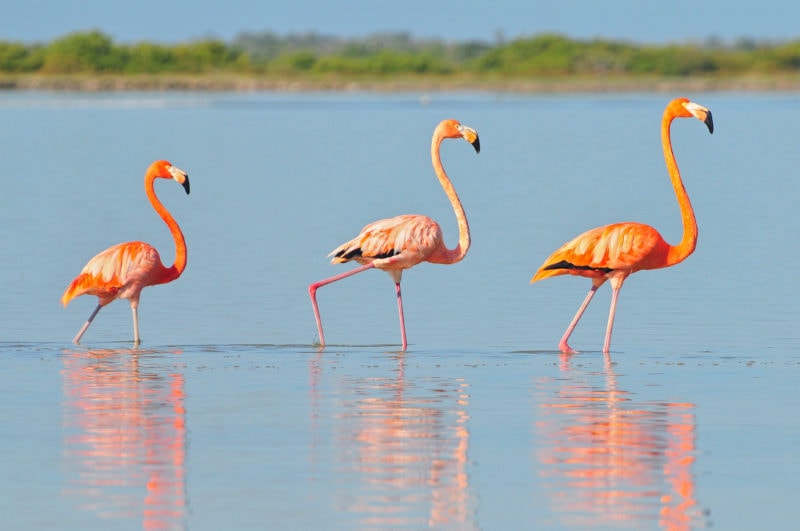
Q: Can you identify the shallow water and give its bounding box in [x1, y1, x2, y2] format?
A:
[1, 91, 798, 529]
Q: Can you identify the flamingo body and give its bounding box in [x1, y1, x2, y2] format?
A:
[531, 98, 713, 354]
[330, 214, 448, 275]
[62, 160, 189, 345]
[61, 241, 174, 306]
[532, 222, 671, 284]
[309, 119, 480, 350]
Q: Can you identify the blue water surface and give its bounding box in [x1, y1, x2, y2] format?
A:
[0, 91, 798, 530]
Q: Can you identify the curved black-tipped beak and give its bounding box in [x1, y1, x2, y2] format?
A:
[704, 111, 714, 134]
[181, 175, 191, 195]
[458, 124, 480, 154]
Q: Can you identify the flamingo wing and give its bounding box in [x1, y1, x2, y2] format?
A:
[61, 241, 162, 305]
[329, 214, 443, 268]
[531, 222, 668, 283]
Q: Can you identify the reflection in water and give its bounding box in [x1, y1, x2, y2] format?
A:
[535, 354, 703, 530]
[311, 354, 475, 529]
[61, 349, 187, 530]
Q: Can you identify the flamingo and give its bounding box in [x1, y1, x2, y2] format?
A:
[61, 160, 190, 345]
[531, 97, 713, 354]
[309, 118, 480, 350]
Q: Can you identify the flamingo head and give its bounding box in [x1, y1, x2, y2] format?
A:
[438, 119, 481, 154]
[150, 159, 191, 194]
[671, 98, 714, 134]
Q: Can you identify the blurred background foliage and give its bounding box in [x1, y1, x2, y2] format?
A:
[1, 29, 799, 78]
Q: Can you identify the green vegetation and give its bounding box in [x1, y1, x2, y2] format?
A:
[2, 30, 800, 90]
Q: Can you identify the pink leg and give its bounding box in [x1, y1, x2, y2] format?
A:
[308, 263, 375, 347]
[395, 282, 408, 351]
[131, 301, 141, 346]
[602, 286, 621, 354]
[72, 303, 102, 345]
[558, 285, 598, 354]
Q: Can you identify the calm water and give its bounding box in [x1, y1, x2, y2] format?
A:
[0, 91, 798, 530]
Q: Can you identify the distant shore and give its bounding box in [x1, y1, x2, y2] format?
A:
[3, 73, 800, 93]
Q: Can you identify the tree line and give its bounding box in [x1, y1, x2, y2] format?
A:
[2, 30, 800, 78]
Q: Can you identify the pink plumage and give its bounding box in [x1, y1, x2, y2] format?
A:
[309, 119, 480, 350]
[531, 98, 714, 354]
[62, 160, 190, 345]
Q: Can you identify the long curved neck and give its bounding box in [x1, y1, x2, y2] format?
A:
[430, 132, 470, 264]
[663, 110, 698, 266]
[145, 174, 186, 281]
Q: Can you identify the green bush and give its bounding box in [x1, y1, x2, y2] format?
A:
[125, 43, 178, 73]
[0, 42, 43, 72]
[41, 30, 126, 73]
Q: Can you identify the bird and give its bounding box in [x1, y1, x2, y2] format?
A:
[61, 160, 190, 345]
[309, 118, 480, 350]
[531, 97, 713, 354]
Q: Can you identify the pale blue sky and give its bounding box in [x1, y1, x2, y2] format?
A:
[1, 0, 796, 44]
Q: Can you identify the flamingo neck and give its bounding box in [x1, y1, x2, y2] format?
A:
[145, 174, 186, 282]
[429, 133, 470, 265]
[663, 110, 697, 266]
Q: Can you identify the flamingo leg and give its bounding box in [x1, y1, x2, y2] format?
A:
[558, 285, 599, 354]
[308, 263, 376, 347]
[602, 286, 621, 354]
[131, 302, 141, 346]
[72, 303, 102, 345]
[395, 282, 408, 351]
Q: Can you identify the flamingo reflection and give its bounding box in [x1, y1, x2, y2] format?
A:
[61, 349, 187, 530]
[311, 353, 475, 529]
[534, 354, 702, 530]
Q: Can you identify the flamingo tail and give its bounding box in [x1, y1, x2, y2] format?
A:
[61, 274, 92, 307]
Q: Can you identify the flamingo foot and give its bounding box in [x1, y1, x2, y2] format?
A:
[558, 340, 578, 354]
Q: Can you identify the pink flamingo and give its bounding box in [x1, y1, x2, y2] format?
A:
[531, 98, 713, 354]
[61, 160, 190, 345]
[309, 119, 480, 350]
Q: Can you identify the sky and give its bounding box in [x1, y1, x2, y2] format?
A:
[1, 0, 798, 45]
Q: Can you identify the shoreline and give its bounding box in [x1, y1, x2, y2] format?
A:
[3, 73, 800, 93]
